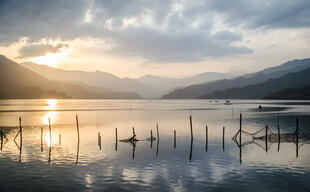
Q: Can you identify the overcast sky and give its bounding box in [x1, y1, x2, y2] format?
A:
[0, 0, 310, 78]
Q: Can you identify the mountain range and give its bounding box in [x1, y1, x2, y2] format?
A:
[162, 58, 310, 99]
[200, 67, 310, 99]
[20, 62, 234, 98]
[0, 55, 141, 99]
[1, 54, 310, 100]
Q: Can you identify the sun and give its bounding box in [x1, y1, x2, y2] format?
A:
[32, 52, 65, 67]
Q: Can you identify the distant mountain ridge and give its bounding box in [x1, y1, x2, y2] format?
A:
[162, 58, 310, 99]
[200, 67, 310, 99]
[21, 62, 234, 98]
[0, 55, 141, 99]
[136, 72, 234, 95]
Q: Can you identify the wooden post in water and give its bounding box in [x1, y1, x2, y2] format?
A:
[98, 132, 100, 145]
[59, 134, 61, 145]
[75, 115, 80, 165]
[189, 137, 193, 162]
[239, 113, 242, 163]
[156, 123, 159, 141]
[48, 118, 52, 163]
[206, 125, 208, 152]
[265, 125, 268, 152]
[156, 123, 159, 156]
[151, 130, 153, 148]
[0, 130, 3, 151]
[48, 118, 52, 147]
[98, 132, 101, 150]
[296, 118, 299, 158]
[115, 128, 118, 151]
[190, 116, 193, 141]
[41, 127, 43, 152]
[76, 115, 80, 143]
[132, 127, 136, 137]
[222, 126, 225, 152]
[174, 130, 176, 149]
[277, 124, 280, 152]
[19, 117, 22, 151]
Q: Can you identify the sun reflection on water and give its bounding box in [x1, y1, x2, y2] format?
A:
[46, 99, 57, 110]
[42, 99, 58, 125]
[42, 99, 59, 146]
[45, 132, 56, 147]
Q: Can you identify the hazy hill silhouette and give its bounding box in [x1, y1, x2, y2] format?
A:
[21, 62, 159, 98]
[200, 67, 310, 99]
[21, 62, 233, 98]
[162, 58, 310, 99]
[0, 55, 141, 99]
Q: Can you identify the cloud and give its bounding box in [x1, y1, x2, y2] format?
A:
[18, 43, 68, 58]
[0, 0, 309, 63]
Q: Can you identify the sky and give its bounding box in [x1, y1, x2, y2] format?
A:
[0, 0, 310, 78]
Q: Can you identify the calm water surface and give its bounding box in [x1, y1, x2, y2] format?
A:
[0, 99, 310, 192]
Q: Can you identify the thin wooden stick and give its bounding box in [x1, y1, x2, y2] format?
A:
[76, 115, 80, 165]
[59, 134, 61, 145]
[265, 125, 268, 152]
[115, 128, 118, 151]
[156, 123, 159, 141]
[48, 118, 51, 163]
[222, 126, 225, 152]
[190, 116, 193, 141]
[239, 113, 242, 163]
[296, 118, 299, 158]
[156, 123, 159, 156]
[151, 130, 153, 148]
[41, 127, 43, 152]
[76, 115, 80, 142]
[0, 130, 3, 151]
[206, 125, 208, 152]
[49, 118, 52, 147]
[174, 130, 176, 149]
[277, 124, 280, 152]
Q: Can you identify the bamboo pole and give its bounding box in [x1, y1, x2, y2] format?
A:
[48, 118, 51, 163]
[265, 125, 268, 152]
[76, 115, 80, 142]
[239, 113, 242, 163]
[76, 115, 80, 165]
[222, 126, 225, 152]
[0, 130, 3, 151]
[189, 137, 193, 162]
[115, 128, 118, 151]
[190, 116, 193, 141]
[174, 130, 176, 149]
[156, 123, 159, 141]
[156, 123, 159, 156]
[277, 124, 280, 152]
[296, 118, 299, 158]
[98, 132, 101, 150]
[151, 130, 153, 148]
[206, 125, 208, 152]
[49, 118, 52, 147]
[19, 117, 22, 151]
[41, 127, 43, 152]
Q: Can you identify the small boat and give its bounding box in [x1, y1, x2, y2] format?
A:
[224, 100, 231, 105]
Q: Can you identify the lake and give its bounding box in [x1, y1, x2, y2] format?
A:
[0, 99, 310, 192]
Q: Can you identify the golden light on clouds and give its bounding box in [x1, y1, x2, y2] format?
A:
[32, 52, 67, 67]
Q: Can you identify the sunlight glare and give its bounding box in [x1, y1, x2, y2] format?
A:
[32, 52, 64, 66]
[45, 132, 56, 147]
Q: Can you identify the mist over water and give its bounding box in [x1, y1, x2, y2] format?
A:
[0, 99, 310, 191]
